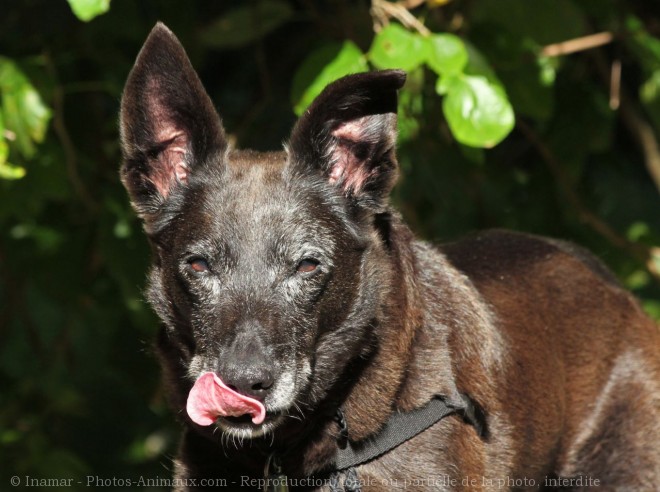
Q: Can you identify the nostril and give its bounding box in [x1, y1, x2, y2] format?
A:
[251, 371, 274, 392]
[251, 381, 272, 392]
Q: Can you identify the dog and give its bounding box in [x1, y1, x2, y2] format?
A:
[119, 23, 660, 491]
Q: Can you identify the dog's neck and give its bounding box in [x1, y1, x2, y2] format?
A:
[340, 218, 422, 440]
[283, 216, 432, 475]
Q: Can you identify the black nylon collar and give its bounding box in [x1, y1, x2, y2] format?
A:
[333, 393, 483, 471]
[263, 394, 483, 492]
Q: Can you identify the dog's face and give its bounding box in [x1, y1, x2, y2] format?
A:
[120, 23, 405, 440]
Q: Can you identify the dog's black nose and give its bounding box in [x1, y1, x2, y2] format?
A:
[217, 331, 276, 401]
[222, 364, 274, 401]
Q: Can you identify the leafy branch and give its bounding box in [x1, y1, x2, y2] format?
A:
[293, 1, 515, 148]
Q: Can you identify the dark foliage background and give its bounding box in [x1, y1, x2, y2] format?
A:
[1, 1, 658, 490]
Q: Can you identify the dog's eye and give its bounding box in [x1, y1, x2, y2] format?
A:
[188, 257, 210, 274]
[297, 259, 319, 274]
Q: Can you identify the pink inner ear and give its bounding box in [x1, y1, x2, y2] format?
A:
[149, 130, 189, 198]
[332, 120, 364, 141]
[145, 79, 190, 198]
[329, 118, 373, 193]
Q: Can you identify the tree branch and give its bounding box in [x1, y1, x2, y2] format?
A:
[371, 0, 431, 36]
[588, 49, 660, 194]
[541, 32, 614, 57]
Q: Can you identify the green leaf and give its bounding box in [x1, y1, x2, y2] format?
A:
[625, 17, 660, 131]
[0, 163, 26, 180]
[397, 90, 422, 143]
[200, 0, 293, 50]
[641, 70, 660, 103]
[626, 15, 660, 71]
[291, 43, 343, 111]
[67, 0, 111, 22]
[0, 137, 7, 164]
[292, 41, 368, 116]
[0, 153, 26, 181]
[397, 69, 424, 142]
[627, 222, 651, 242]
[441, 75, 515, 148]
[0, 57, 52, 159]
[537, 55, 559, 87]
[425, 34, 468, 76]
[369, 24, 429, 71]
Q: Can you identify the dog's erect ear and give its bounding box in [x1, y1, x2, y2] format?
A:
[120, 23, 226, 217]
[288, 70, 406, 210]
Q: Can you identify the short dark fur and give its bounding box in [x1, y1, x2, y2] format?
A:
[120, 23, 660, 491]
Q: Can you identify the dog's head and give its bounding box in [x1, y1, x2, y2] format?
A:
[120, 23, 405, 440]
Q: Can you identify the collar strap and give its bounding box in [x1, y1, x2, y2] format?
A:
[333, 393, 483, 471]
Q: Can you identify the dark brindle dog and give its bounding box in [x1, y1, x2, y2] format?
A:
[120, 23, 660, 491]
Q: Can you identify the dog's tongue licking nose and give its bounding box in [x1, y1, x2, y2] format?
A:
[186, 372, 266, 426]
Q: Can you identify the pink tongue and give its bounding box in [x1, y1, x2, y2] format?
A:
[186, 372, 266, 426]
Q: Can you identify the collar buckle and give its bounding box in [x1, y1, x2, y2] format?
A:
[264, 452, 289, 492]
